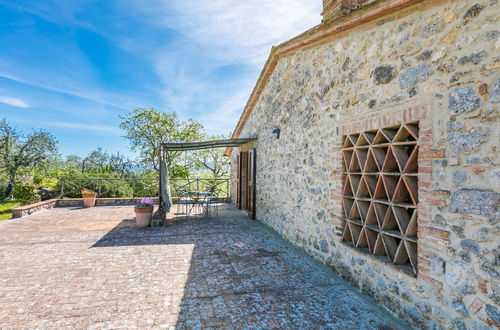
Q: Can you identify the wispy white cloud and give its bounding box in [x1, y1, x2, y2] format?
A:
[0, 95, 29, 108]
[8, 117, 121, 134]
[0, 0, 322, 145]
[47, 121, 121, 133]
[133, 0, 322, 64]
[198, 89, 252, 136]
[128, 0, 322, 132]
[0, 72, 131, 111]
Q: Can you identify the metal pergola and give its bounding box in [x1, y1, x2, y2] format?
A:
[155, 138, 256, 223]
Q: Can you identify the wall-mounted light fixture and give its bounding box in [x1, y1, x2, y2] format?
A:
[272, 128, 281, 139]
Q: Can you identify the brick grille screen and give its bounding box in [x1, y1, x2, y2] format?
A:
[341, 123, 419, 275]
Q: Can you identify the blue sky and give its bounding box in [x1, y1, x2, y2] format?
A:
[0, 0, 321, 157]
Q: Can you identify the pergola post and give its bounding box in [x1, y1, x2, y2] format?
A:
[152, 145, 168, 226]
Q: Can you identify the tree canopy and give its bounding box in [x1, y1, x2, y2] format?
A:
[193, 135, 231, 178]
[0, 112, 233, 201]
[119, 108, 204, 174]
[0, 119, 58, 197]
[64, 148, 135, 177]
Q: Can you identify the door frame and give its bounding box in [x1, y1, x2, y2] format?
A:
[248, 149, 256, 219]
[237, 148, 256, 219]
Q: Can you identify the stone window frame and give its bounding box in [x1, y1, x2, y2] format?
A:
[333, 102, 447, 283]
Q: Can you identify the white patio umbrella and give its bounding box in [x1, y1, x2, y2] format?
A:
[160, 160, 172, 213]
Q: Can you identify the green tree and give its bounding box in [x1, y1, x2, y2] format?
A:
[64, 148, 135, 177]
[119, 108, 204, 175]
[82, 147, 109, 172]
[194, 135, 230, 179]
[65, 154, 84, 173]
[108, 151, 135, 177]
[0, 119, 58, 197]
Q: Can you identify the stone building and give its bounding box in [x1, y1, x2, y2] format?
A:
[227, 0, 499, 328]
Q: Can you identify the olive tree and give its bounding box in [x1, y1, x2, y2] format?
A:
[119, 108, 204, 176]
[193, 135, 231, 179]
[0, 119, 58, 197]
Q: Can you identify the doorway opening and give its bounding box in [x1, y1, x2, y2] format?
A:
[237, 149, 256, 219]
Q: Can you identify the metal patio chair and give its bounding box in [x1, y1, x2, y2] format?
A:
[173, 180, 198, 218]
[204, 183, 224, 218]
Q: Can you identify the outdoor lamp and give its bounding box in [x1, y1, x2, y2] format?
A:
[272, 128, 281, 139]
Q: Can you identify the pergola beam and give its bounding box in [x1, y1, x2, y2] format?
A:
[162, 138, 256, 151]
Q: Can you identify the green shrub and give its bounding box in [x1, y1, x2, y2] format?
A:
[55, 172, 157, 198]
[12, 183, 41, 205]
[0, 182, 8, 198]
[33, 175, 44, 186]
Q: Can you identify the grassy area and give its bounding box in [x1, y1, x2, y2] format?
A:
[0, 200, 19, 221]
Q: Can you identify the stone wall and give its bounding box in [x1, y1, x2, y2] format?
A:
[11, 198, 161, 218]
[231, 0, 499, 328]
[55, 198, 160, 207]
[12, 199, 58, 218]
[12, 198, 231, 219]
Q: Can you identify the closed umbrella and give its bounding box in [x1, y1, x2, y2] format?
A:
[160, 160, 172, 213]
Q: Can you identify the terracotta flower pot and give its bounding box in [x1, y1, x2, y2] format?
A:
[134, 205, 154, 227]
[82, 193, 97, 208]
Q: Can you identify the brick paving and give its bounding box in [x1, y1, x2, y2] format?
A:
[0, 205, 405, 329]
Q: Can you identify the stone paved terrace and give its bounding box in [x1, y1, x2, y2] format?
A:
[0, 205, 407, 329]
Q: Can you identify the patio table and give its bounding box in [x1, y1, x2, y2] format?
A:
[189, 191, 212, 217]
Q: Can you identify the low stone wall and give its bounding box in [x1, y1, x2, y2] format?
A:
[12, 199, 59, 218]
[11, 198, 160, 218]
[55, 198, 160, 207]
[11, 197, 232, 219]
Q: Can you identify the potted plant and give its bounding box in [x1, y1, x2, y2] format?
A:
[134, 197, 154, 227]
[81, 189, 97, 208]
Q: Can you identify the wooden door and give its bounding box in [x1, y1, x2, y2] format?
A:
[238, 152, 248, 210]
[237, 150, 256, 219]
[236, 153, 241, 208]
[247, 149, 256, 219]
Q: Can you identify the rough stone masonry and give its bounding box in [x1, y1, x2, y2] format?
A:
[230, 0, 499, 328]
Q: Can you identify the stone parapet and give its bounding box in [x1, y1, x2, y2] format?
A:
[11, 197, 231, 219]
[55, 197, 160, 207]
[11, 199, 58, 218]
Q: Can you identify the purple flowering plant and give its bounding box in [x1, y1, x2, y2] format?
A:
[137, 197, 154, 208]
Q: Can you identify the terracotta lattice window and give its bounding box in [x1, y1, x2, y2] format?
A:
[341, 123, 419, 275]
